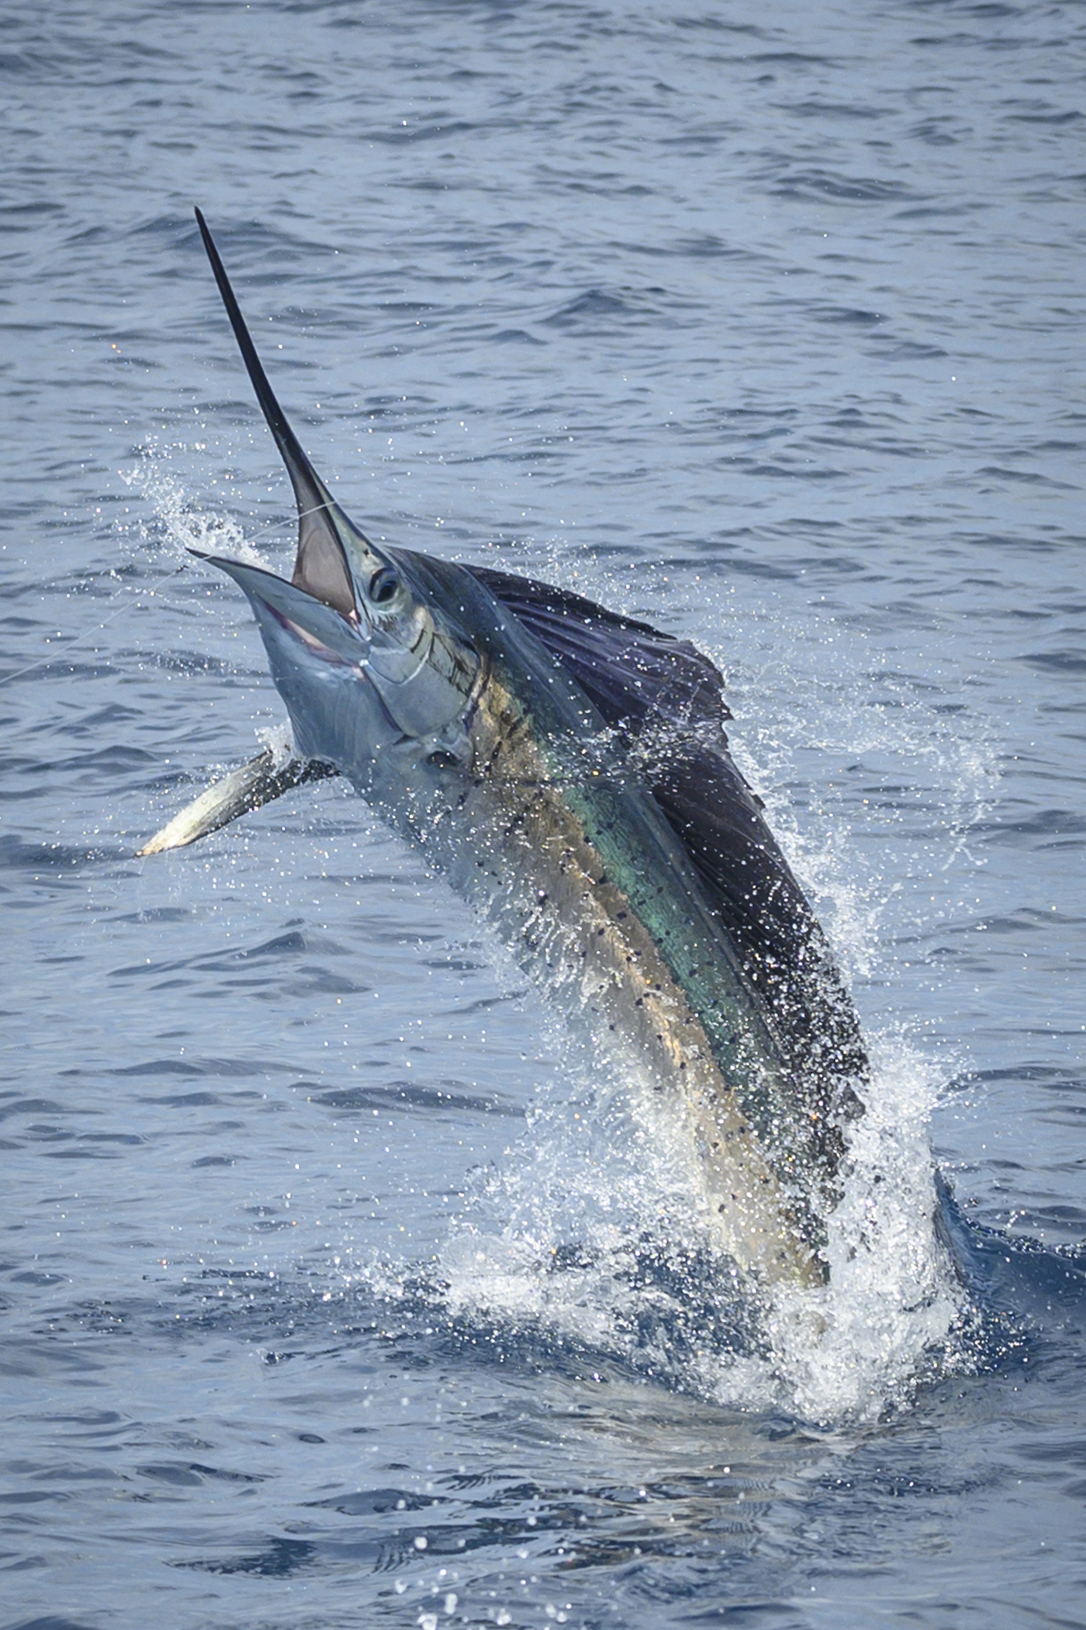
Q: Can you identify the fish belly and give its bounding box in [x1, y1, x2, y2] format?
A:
[369, 680, 826, 1288]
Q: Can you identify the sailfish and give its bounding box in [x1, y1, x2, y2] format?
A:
[140, 209, 867, 1287]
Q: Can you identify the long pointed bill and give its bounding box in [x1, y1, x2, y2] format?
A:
[195, 207, 387, 618]
[191, 209, 481, 749]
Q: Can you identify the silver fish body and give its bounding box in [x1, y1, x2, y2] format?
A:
[143, 212, 869, 1288]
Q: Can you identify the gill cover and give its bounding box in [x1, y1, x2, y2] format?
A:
[193, 207, 478, 740]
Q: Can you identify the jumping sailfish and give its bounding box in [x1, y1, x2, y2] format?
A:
[141, 210, 867, 1288]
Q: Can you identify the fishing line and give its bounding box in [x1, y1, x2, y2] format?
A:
[225, 498, 329, 550]
[0, 496, 358, 691]
[0, 559, 192, 690]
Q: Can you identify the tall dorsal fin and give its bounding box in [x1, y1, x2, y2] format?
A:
[468, 565, 868, 1119]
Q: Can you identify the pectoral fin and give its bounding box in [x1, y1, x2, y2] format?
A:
[137, 750, 337, 855]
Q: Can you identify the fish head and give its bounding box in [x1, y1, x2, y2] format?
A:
[190, 210, 479, 774]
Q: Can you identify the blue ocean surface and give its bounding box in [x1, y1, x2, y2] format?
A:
[2, 3, 1084, 1627]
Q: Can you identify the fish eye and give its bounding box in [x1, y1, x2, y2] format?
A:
[367, 567, 400, 606]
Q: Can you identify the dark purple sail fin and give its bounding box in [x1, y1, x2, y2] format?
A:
[469, 565, 867, 1126]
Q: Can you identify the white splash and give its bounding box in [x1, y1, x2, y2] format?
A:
[437, 1030, 964, 1422]
[752, 1045, 964, 1420]
[436, 561, 989, 1423]
[120, 440, 281, 570]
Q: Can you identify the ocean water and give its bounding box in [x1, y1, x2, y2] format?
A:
[2, 2, 1085, 1627]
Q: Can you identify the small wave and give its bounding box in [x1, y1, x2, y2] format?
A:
[768, 169, 919, 202]
[299, 1079, 519, 1118]
[937, 1178, 1086, 1330]
[1021, 649, 1086, 674]
[542, 287, 675, 330]
[0, 835, 127, 870]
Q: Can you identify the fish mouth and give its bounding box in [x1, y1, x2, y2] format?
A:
[274, 607, 352, 662]
[290, 500, 358, 622]
[192, 549, 373, 668]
